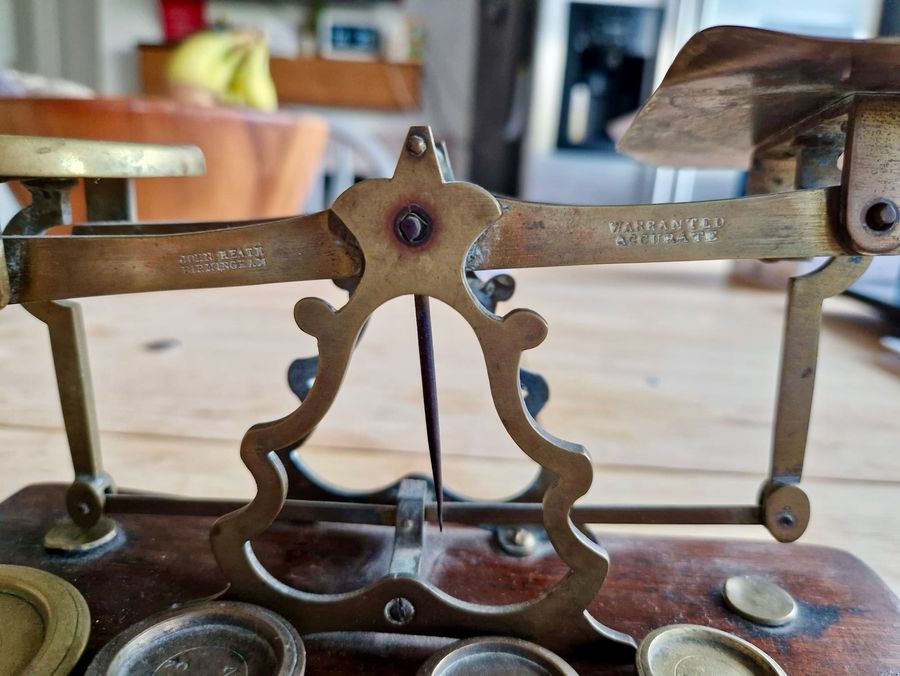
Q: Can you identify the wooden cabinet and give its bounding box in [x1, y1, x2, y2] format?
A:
[138, 44, 422, 111]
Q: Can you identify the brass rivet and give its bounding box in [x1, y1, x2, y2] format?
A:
[512, 528, 535, 548]
[723, 575, 797, 626]
[393, 204, 433, 246]
[406, 134, 427, 157]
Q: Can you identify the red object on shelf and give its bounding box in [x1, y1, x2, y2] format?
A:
[158, 0, 207, 42]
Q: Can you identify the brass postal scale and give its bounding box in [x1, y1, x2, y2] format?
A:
[0, 27, 898, 674]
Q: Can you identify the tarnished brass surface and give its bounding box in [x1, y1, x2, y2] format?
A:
[752, 256, 870, 542]
[636, 624, 786, 676]
[417, 636, 578, 676]
[769, 257, 870, 485]
[107, 491, 763, 526]
[1, 188, 856, 305]
[761, 484, 810, 544]
[43, 516, 118, 552]
[6, 177, 118, 547]
[842, 96, 900, 254]
[0, 236, 8, 309]
[210, 127, 634, 653]
[86, 601, 305, 675]
[0, 134, 205, 178]
[472, 189, 849, 270]
[24, 301, 104, 487]
[4, 211, 360, 304]
[619, 27, 900, 168]
[722, 576, 797, 627]
[0, 564, 91, 675]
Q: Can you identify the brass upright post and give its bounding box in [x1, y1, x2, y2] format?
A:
[6, 178, 118, 551]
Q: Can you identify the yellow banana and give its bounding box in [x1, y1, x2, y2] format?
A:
[166, 30, 254, 100]
[227, 39, 278, 112]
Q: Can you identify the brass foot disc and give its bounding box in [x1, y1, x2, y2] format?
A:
[0, 564, 91, 675]
[43, 516, 118, 552]
[723, 575, 797, 626]
[417, 636, 578, 675]
[636, 624, 786, 676]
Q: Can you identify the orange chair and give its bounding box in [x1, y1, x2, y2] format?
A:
[0, 96, 328, 221]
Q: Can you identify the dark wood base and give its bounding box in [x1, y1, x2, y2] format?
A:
[1, 484, 897, 674]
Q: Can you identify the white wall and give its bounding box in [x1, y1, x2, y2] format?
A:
[95, 0, 161, 94]
[3, 0, 480, 179]
[0, 0, 15, 66]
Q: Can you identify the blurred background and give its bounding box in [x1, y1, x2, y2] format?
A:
[0, 0, 898, 589]
[0, 0, 896, 203]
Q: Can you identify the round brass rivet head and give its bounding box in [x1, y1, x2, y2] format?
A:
[636, 624, 786, 676]
[762, 484, 809, 542]
[723, 575, 797, 626]
[393, 204, 433, 246]
[406, 134, 427, 156]
[497, 526, 538, 557]
[417, 636, 578, 675]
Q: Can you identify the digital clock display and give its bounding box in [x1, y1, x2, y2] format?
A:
[330, 25, 380, 55]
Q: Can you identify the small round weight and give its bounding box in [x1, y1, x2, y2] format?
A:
[86, 601, 305, 675]
[636, 624, 786, 676]
[417, 636, 577, 676]
[723, 575, 797, 626]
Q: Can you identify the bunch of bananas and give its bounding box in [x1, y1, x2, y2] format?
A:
[166, 29, 278, 112]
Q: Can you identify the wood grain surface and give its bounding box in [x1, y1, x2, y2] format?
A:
[0, 260, 898, 595]
[1, 484, 898, 674]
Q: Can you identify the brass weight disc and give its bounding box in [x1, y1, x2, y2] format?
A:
[636, 624, 786, 676]
[417, 636, 578, 675]
[86, 601, 305, 676]
[0, 564, 91, 675]
[723, 575, 797, 626]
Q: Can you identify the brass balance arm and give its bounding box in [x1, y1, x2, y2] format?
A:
[1, 185, 857, 307]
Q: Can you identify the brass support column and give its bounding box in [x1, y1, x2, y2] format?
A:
[6, 178, 118, 551]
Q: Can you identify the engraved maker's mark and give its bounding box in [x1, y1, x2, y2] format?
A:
[608, 216, 726, 247]
[179, 244, 267, 274]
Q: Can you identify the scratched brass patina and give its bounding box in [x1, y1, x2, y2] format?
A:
[0, 134, 205, 179]
[1, 25, 900, 656]
[0, 565, 90, 675]
[618, 26, 900, 168]
[209, 127, 634, 653]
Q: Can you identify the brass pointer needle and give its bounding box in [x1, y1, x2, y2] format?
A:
[414, 293, 443, 530]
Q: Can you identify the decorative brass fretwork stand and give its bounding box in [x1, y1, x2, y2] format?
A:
[210, 128, 633, 652]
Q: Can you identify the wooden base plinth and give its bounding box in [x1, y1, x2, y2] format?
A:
[1, 484, 897, 674]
